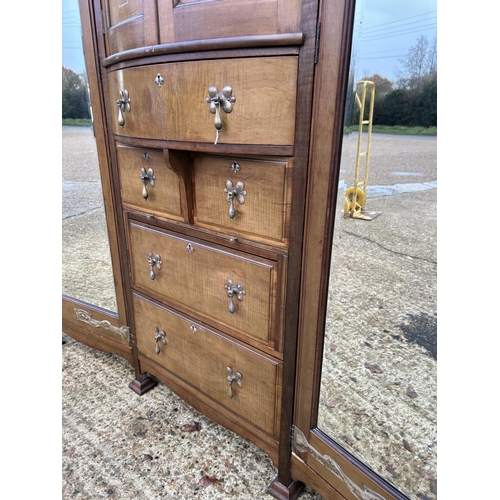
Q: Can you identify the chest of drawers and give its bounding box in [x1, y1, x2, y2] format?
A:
[106, 47, 300, 465]
[68, 0, 327, 497]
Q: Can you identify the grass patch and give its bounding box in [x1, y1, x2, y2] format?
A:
[62, 118, 93, 127]
[344, 125, 437, 136]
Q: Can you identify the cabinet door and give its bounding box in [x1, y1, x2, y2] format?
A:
[158, 0, 303, 44]
[63, 0, 131, 363]
[101, 0, 159, 56]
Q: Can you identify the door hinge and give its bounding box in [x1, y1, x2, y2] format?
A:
[314, 22, 321, 64]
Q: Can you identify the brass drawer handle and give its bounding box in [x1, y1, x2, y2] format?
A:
[206, 85, 236, 144]
[224, 180, 246, 220]
[224, 279, 245, 314]
[154, 327, 167, 354]
[116, 89, 131, 127]
[140, 167, 155, 200]
[148, 251, 162, 280]
[226, 366, 242, 398]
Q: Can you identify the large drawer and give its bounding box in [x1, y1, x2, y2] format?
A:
[193, 155, 292, 247]
[128, 221, 280, 348]
[107, 56, 298, 145]
[132, 294, 281, 437]
[116, 144, 183, 221]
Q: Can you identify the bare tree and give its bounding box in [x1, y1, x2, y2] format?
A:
[395, 35, 437, 90]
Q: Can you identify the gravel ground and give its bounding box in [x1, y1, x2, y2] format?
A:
[62, 127, 437, 499]
[318, 133, 437, 500]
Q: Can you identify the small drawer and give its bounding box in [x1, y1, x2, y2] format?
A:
[128, 221, 279, 348]
[193, 155, 292, 247]
[107, 56, 298, 145]
[133, 294, 281, 437]
[116, 144, 183, 220]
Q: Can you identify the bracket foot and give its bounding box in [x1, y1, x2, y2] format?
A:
[267, 478, 304, 500]
[129, 375, 157, 395]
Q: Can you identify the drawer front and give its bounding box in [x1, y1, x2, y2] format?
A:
[116, 144, 183, 220]
[128, 222, 278, 346]
[193, 155, 292, 246]
[132, 294, 281, 436]
[108, 56, 298, 145]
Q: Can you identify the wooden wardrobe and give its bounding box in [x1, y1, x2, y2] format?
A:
[63, 0, 410, 498]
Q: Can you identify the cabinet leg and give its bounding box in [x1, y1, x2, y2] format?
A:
[267, 478, 304, 500]
[129, 375, 157, 395]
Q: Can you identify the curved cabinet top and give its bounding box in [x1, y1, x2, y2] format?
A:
[100, 0, 304, 60]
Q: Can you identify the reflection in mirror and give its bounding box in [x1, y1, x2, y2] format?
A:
[62, 0, 117, 312]
[318, 1, 437, 499]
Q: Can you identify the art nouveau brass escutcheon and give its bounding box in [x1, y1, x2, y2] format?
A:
[140, 166, 156, 200]
[206, 85, 236, 144]
[226, 366, 243, 398]
[230, 161, 241, 173]
[224, 279, 245, 313]
[154, 73, 164, 87]
[116, 89, 131, 127]
[292, 427, 387, 500]
[154, 327, 167, 354]
[148, 251, 162, 280]
[224, 180, 246, 219]
[74, 308, 130, 341]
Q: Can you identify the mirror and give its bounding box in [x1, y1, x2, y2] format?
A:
[318, 1, 437, 499]
[62, 0, 117, 312]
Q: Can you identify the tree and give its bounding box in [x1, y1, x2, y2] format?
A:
[62, 66, 90, 119]
[395, 35, 437, 91]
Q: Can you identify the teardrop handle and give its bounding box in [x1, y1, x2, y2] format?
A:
[227, 366, 243, 398]
[148, 251, 162, 280]
[224, 180, 246, 220]
[116, 89, 131, 127]
[140, 167, 156, 200]
[224, 279, 245, 314]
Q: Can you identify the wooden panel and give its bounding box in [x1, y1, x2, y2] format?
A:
[133, 294, 281, 436]
[102, 0, 159, 56]
[128, 222, 279, 346]
[193, 155, 292, 246]
[107, 18, 146, 54]
[107, 56, 298, 145]
[116, 144, 183, 220]
[158, 0, 302, 44]
[107, 0, 143, 26]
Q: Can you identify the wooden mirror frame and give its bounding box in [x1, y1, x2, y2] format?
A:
[62, 0, 132, 365]
[290, 0, 411, 498]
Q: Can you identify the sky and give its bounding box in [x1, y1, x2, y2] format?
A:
[350, 0, 437, 82]
[62, 0, 86, 74]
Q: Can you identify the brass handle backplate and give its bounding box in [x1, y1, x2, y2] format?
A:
[224, 279, 245, 313]
[206, 85, 236, 144]
[116, 89, 131, 126]
[148, 251, 162, 280]
[140, 167, 155, 200]
[226, 366, 242, 398]
[224, 180, 246, 219]
[154, 327, 167, 354]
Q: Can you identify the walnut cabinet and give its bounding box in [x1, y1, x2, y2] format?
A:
[62, 1, 409, 499]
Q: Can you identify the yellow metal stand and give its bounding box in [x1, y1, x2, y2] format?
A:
[344, 80, 381, 220]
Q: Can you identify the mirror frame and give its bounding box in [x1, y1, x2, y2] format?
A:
[291, 0, 412, 498]
[62, 0, 131, 364]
